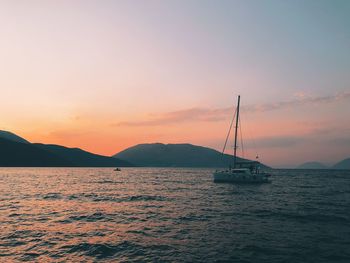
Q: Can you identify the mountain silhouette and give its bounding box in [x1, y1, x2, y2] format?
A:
[332, 158, 350, 170]
[33, 143, 132, 167]
[0, 137, 71, 167]
[0, 135, 132, 167]
[3, 130, 347, 169]
[113, 143, 270, 168]
[297, 161, 328, 169]
[0, 130, 29, 144]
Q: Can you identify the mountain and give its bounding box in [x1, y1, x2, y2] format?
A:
[0, 135, 132, 167]
[113, 143, 270, 168]
[297, 161, 328, 169]
[332, 158, 350, 170]
[33, 143, 132, 167]
[0, 137, 71, 167]
[0, 130, 29, 144]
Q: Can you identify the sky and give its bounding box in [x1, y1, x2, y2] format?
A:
[0, 0, 349, 167]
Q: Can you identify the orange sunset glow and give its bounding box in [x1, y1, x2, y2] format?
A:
[1, 1, 349, 167]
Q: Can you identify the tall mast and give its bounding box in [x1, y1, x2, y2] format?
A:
[233, 95, 240, 168]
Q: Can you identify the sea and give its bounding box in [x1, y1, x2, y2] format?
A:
[0, 168, 349, 262]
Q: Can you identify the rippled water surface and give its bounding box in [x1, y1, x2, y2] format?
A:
[0, 168, 350, 262]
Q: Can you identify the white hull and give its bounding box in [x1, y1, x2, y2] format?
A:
[213, 169, 270, 184]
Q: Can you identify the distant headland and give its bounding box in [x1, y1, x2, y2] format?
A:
[0, 130, 131, 167]
[0, 130, 349, 169]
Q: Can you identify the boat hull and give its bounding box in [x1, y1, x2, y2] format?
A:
[213, 171, 270, 184]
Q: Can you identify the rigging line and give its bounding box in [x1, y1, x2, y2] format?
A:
[239, 113, 244, 158]
[222, 107, 237, 155]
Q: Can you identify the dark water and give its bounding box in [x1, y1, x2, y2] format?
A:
[0, 168, 349, 262]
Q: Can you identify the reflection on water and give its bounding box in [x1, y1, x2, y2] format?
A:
[0, 168, 350, 262]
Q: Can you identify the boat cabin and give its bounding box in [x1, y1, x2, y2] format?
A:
[233, 161, 261, 173]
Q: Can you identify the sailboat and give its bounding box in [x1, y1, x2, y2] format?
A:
[213, 95, 271, 183]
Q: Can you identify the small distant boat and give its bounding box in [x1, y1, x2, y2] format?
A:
[213, 95, 270, 184]
[114, 168, 121, 171]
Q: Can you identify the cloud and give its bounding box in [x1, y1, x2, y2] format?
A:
[114, 91, 350, 127]
[114, 107, 233, 127]
[250, 136, 303, 148]
[243, 91, 350, 113]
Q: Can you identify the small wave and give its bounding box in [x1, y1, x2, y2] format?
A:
[8, 213, 21, 217]
[253, 209, 349, 224]
[21, 252, 40, 260]
[0, 240, 26, 247]
[95, 180, 115, 184]
[80, 193, 99, 198]
[67, 195, 78, 200]
[64, 193, 169, 203]
[42, 193, 62, 200]
[128, 195, 167, 202]
[61, 241, 145, 259]
[67, 193, 98, 201]
[59, 212, 112, 223]
[178, 213, 212, 222]
[126, 229, 151, 236]
[2, 230, 44, 240]
[147, 244, 173, 251]
[92, 195, 169, 203]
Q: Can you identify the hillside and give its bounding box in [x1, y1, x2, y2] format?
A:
[113, 143, 269, 168]
[332, 158, 350, 170]
[0, 130, 29, 144]
[0, 134, 132, 167]
[0, 137, 71, 167]
[34, 143, 132, 167]
[297, 161, 328, 169]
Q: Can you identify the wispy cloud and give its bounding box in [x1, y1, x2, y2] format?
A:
[243, 91, 350, 113]
[243, 121, 350, 149]
[114, 107, 232, 127]
[114, 91, 350, 127]
[249, 136, 303, 148]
